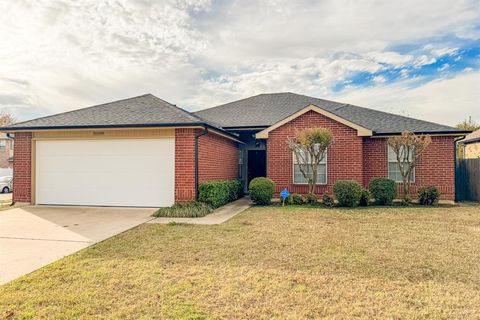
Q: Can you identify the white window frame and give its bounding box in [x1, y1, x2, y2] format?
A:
[292, 150, 327, 185]
[388, 145, 415, 183]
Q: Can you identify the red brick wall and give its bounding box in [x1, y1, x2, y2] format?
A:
[175, 128, 196, 202]
[199, 132, 238, 182]
[363, 136, 455, 200]
[363, 138, 388, 185]
[267, 110, 364, 195]
[266, 111, 456, 200]
[174, 128, 239, 202]
[12, 132, 32, 203]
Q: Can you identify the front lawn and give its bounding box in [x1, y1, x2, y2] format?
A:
[1, 205, 480, 319]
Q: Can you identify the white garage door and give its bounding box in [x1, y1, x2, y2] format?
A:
[35, 138, 175, 207]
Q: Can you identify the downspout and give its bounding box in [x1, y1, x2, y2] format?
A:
[195, 127, 208, 201]
[453, 135, 466, 202]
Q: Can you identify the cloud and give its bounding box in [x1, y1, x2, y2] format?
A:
[331, 70, 480, 125]
[0, 0, 479, 127]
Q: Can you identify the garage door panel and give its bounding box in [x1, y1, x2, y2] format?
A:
[36, 139, 174, 207]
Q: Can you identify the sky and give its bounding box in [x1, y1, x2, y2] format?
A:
[0, 0, 479, 126]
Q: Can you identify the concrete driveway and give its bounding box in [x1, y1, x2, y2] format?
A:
[0, 206, 155, 284]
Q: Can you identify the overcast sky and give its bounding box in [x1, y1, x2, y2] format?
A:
[1, 0, 479, 126]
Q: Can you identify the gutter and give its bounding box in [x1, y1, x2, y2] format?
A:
[195, 127, 209, 201]
[372, 130, 472, 137]
[0, 122, 243, 143]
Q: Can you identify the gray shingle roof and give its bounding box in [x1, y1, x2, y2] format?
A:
[461, 129, 480, 143]
[194, 92, 467, 135]
[2, 92, 468, 137]
[2, 94, 205, 130]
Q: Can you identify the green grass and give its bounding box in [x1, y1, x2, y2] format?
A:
[2, 205, 480, 319]
[154, 202, 213, 218]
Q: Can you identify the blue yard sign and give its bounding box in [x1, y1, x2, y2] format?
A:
[280, 188, 290, 206]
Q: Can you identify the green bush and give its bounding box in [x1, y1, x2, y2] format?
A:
[154, 202, 213, 218]
[359, 189, 370, 206]
[369, 177, 397, 205]
[286, 193, 304, 205]
[199, 179, 243, 208]
[322, 193, 335, 207]
[418, 186, 440, 205]
[304, 193, 318, 205]
[249, 177, 275, 205]
[333, 180, 363, 207]
[291, 193, 304, 205]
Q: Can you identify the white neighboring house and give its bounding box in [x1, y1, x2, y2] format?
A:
[0, 133, 13, 177]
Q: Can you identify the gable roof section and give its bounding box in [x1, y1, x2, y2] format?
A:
[194, 92, 468, 135]
[256, 105, 373, 138]
[1, 94, 244, 143]
[460, 129, 480, 144]
[1, 94, 205, 131]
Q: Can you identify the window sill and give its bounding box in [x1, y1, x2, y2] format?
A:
[292, 183, 328, 186]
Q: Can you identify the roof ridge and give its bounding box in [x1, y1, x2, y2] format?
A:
[147, 95, 203, 122]
[194, 93, 266, 114]
[5, 93, 153, 128]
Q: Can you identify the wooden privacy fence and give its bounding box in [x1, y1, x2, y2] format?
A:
[456, 159, 480, 201]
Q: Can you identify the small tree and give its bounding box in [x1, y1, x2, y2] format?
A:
[456, 116, 480, 131]
[0, 112, 15, 127]
[388, 131, 431, 202]
[287, 128, 333, 194]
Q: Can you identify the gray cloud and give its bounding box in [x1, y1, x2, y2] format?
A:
[0, 0, 479, 125]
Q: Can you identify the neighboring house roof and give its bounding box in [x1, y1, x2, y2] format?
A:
[194, 92, 467, 135]
[1, 94, 208, 131]
[460, 129, 480, 144]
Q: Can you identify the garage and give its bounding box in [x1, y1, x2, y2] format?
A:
[35, 138, 174, 207]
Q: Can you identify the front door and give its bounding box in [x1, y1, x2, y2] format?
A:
[247, 150, 267, 185]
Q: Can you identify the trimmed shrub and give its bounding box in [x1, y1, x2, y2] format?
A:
[333, 180, 363, 207]
[199, 179, 243, 208]
[249, 177, 275, 205]
[231, 179, 244, 200]
[291, 193, 304, 205]
[304, 193, 318, 205]
[369, 177, 397, 205]
[359, 189, 370, 207]
[154, 202, 213, 218]
[322, 193, 335, 207]
[286, 193, 304, 205]
[418, 186, 440, 205]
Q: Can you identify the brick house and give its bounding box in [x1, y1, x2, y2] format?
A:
[1, 93, 468, 207]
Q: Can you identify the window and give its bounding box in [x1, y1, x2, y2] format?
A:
[388, 145, 415, 182]
[0, 140, 5, 152]
[293, 150, 327, 184]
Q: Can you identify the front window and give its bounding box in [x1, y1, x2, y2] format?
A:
[0, 140, 5, 152]
[293, 150, 327, 184]
[388, 145, 415, 182]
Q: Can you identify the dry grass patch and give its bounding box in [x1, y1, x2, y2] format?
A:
[1, 205, 480, 319]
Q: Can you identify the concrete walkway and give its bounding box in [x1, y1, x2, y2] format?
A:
[149, 197, 251, 225]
